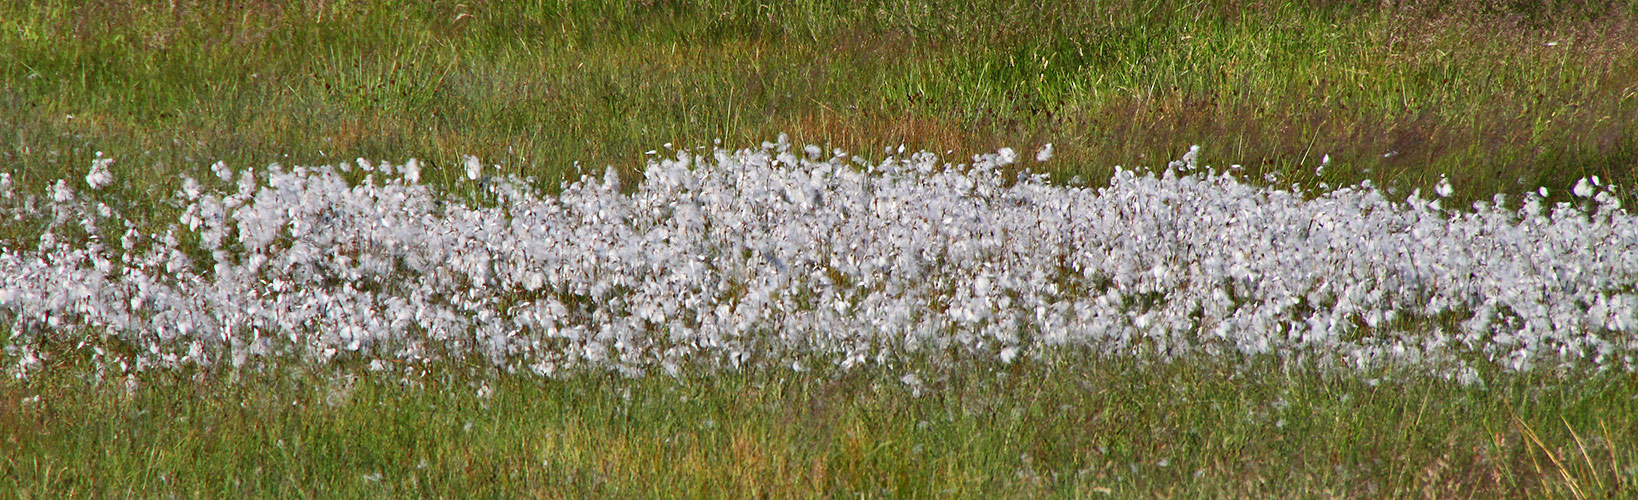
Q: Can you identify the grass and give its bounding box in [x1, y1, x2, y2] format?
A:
[4, 0, 1638, 497]
[4, 356, 1635, 498]
[2, 0, 1636, 205]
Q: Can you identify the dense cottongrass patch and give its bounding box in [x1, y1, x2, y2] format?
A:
[1, 138, 1634, 383]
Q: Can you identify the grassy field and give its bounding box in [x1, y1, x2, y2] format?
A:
[5, 356, 1636, 498]
[4, 0, 1638, 497]
[4, 0, 1637, 201]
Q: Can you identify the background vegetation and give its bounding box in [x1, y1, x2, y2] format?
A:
[3, 0, 1637, 497]
[3, 0, 1636, 201]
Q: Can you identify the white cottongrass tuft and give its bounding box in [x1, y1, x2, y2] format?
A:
[85, 152, 114, 190]
[1035, 143, 1054, 162]
[464, 155, 483, 181]
[212, 161, 233, 181]
[2, 142, 1637, 383]
[997, 147, 1018, 165]
[400, 158, 422, 184]
[1434, 176, 1454, 198]
[1573, 178, 1594, 198]
[1000, 346, 1020, 364]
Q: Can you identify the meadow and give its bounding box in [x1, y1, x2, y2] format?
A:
[3, 0, 1638, 497]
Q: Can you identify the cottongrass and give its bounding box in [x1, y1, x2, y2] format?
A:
[1, 137, 1635, 383]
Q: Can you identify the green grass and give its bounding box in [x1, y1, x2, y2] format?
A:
[2, 0, 1636, 205]
[4, 356, 1635, 498]
[5, 0, 1638, 497]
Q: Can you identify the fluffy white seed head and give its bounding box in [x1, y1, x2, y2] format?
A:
[997, 147, 1017, 165]
[464, 155, 482, 181]
[85, 152, 114, 190]
[1035, 143, 1054, 162]
[1434, 176, 1454, 198]
[212, 161, 232, 181]
[3, 138, 1636, 383]
[401, 159, 422, 184]
[1573, 178, 1594, 198]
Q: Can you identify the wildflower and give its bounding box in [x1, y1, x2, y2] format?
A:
[464, 155, 482, 181]
[51, 180, 73, 203]
[1573, 178, 1593, 198]
[900, 373, 925, 397]
[85, 152, 113, 190]
[997, 147, 1017, 164]
[212, 161, 232, 181]
[1434, 176, 1454, 198]
[1001, 346, 1020, 363]
[401, 158, 422, 184]
[1035, 143, 1054, 162]
[2, 138, 1637, 381]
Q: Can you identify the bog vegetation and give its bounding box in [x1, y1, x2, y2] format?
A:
[2, 141, 1635, 382]
[3, 0, 1637, 497]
